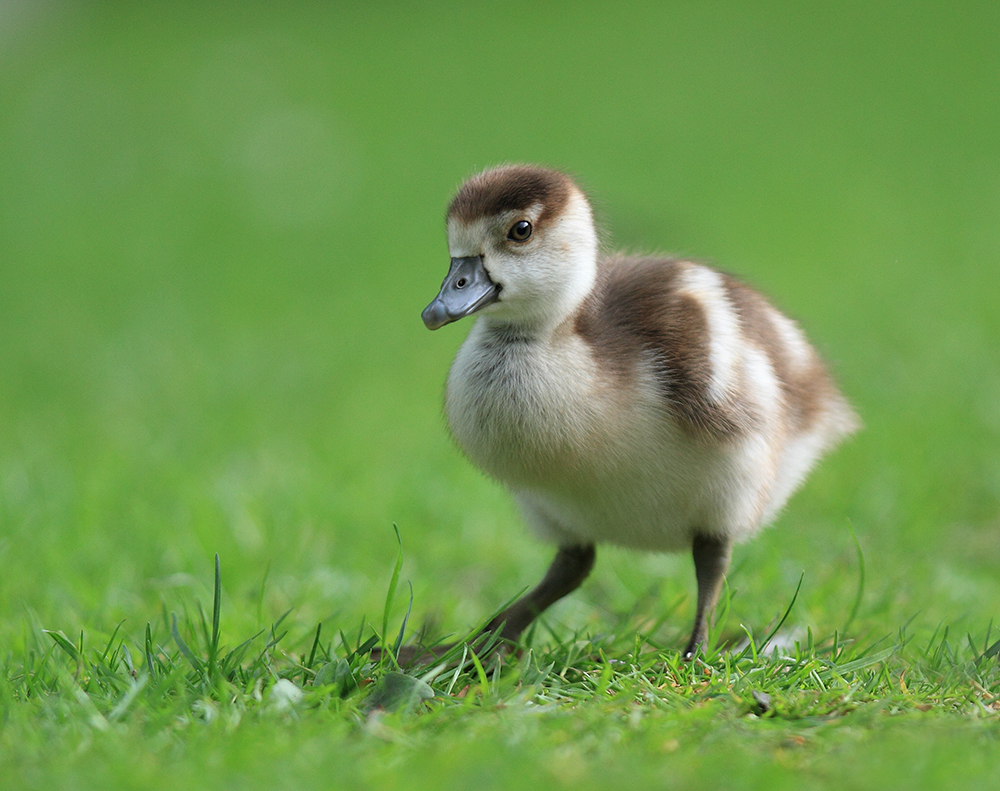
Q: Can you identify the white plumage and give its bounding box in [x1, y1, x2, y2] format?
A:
[421, 164, 858, 658]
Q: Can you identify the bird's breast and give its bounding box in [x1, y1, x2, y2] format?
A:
[440, 321, 799, 550]
[445, 325, 619, 486]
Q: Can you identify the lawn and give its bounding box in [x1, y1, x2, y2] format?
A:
[1, 1, 999, 788]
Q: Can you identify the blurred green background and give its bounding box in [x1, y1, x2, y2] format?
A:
[1, 0, 998, 657]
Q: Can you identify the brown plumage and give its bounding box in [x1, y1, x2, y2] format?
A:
[448, 166, 573, 226]
[576, 256, 757, 437]
[411, 164, 858, 663]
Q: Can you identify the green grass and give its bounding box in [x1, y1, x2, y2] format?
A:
[2, 1, 999, 788]
[3, 552, 1000, 789]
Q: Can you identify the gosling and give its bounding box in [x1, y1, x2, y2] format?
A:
[421, 165, 858, 658]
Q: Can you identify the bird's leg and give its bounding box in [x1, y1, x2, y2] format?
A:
[484, 543, 596, 642]
[683, 533, 732, 659]
[381, 544, 595, 667]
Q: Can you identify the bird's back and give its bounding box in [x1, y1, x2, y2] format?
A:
[445, 255, 857, 550]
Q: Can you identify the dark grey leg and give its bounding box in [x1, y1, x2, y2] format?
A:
[387, 544, 595, 667]
[683, 534, 732, 659]
[485, 543, 596, 642]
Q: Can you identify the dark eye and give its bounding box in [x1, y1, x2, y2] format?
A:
[456, 277, 467, 289]
[507, 220, 532, 242]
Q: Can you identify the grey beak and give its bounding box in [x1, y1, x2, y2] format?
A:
[421, 255, 500, 330]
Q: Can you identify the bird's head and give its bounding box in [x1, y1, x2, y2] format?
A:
[422, 165, 599, 333]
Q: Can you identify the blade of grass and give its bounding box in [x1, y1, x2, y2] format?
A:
[467, 646, 490, 700]
[266, 610, 293, 651]
[196, 602, 211, 660]
[842, 521, 866, 635]
[444, 645, 469, 697]
[43, 630, 80, 663]
[984, 637, 1000, 661]
[355, 617, 365, 654]
[759, 572, 804, 654]
[220, 630, 264, 677]
[391, 582, 414, 662]
[256, 561, 271, 630]
[144, 623, 158, 682]
[350, 634, 380, 663]
[108, 674, 148, 722]
[708, 577, 733, 656]
[172, 613, 204, 673]
[381, 524, 404, 668]
[211, 553, 222, 669]
[594, 650, 614, 697]
[824, 646, 898, 676]
[307, 622, 322, 670]
[121, 643, 136, 679]
[100, 620, 127, 665]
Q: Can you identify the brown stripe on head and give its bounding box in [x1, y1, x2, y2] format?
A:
[448, 165, 576, 225]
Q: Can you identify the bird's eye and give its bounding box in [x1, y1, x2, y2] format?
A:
[456, 277, 467, 289]
[507, 220, 532, 242]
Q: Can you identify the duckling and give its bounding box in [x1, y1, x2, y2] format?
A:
[421, 165, 859, 658]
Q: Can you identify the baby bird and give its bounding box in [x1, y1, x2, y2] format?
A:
[422, 165, 858, 658]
